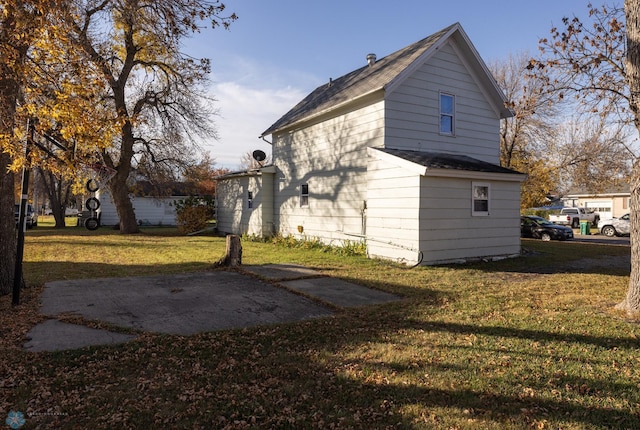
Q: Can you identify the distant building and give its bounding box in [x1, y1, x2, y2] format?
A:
[96, 181, 190, 226]
[563, 185, 631, 218]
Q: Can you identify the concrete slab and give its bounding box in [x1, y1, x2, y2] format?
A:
[26, 265, 402, 352]
[24, 319, 136, 352]
[242, 264, 322, 280]
[280, 277, 400, 308]
[39, 271, 333, 336]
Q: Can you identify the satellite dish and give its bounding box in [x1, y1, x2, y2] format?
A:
[252, 150, 266, 162]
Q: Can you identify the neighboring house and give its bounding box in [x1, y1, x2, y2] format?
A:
[95, 182, 189, 227]
[563, 185, 630, 219]
[216, 23, 525, 265]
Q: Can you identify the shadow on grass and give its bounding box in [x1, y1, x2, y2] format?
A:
[441, 239, 632, 277]
[23, 262, 217, 286]
[10, 244, 639, 428]
[398, 320, 640, 351]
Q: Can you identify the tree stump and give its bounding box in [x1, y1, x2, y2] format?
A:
[216, 234, 242, 267]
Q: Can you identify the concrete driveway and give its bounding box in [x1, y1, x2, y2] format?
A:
[24, 264, 400, 352]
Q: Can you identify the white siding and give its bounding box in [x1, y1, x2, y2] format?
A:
[216, 173, 274, 236]
[366, 159, 421, 264]
[95, 190, 119, 225]
[272, 101, 385, 242]
[417, 176, 521, 264]
[385, 41, 501, 164]
[366, 155, 521, 265]
[95, 190, 181, 226]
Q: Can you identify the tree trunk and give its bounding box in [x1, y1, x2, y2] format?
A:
[108, 173, 139, 234]
[108, 90, 139, 234]
[0, 10, 24, 295]
[0, 155, 16, 296]
[622, 0, 640, 314]
[215, 235, 242, 267]
[103, 118, 139, 234]
[39, 168, 71, 228]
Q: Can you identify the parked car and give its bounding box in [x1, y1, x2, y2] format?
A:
[548, 207, 599, 228]
[14, 203, 38, 228]
[521, 215, 574, 241]
[597, 213, 630, 237]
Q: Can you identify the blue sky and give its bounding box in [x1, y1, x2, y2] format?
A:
[184, 0, 594, 168]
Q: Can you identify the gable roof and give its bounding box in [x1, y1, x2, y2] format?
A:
[261, 22, 511, 137]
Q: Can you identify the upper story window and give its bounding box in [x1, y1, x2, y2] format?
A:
[300, 183, 309, 207]
[247, 191, 254, 209]
[439, 92, 455, 135]
[472, 182, 490, 216]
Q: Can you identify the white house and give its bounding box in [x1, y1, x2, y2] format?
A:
[216, 166, 276, 236]
[216, 23, 525, 265]
[95, 183, 188, 227]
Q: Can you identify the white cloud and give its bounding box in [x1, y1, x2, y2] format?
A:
[202, 81, 305, 170]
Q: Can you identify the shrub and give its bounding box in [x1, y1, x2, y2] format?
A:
[174, 196, 215, 234]
[242, 233, 367, 257]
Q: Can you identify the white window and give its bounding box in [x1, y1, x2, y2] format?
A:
[439, 92, 455, 135]
[300, 183, 309, 207]
[472, 182, 490, 216]
[247, 191, 253, 209]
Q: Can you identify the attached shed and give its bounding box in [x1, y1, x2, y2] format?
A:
[216, 166, 275, 237]
[366, 149, 523, 265]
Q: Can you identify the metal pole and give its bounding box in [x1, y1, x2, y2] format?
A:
[13, 120, 33, 306]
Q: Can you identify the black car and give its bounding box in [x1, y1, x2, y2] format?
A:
[521, 215, 573, 241]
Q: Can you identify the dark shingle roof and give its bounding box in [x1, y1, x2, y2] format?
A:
[261, 23, 458, 137]
[377, 148, 522, 175]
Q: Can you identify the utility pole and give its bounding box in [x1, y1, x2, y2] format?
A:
[13, 120, 33, 306]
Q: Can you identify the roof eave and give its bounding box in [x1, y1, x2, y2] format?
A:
[367, 147, 526, 182]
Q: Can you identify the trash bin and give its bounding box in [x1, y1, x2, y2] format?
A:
[579, 219, 591, 235]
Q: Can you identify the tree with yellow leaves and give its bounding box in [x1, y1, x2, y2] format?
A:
[0, 0, 237, 295]
[0, 0, 64, 295]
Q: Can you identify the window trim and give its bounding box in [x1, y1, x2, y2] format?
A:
[247, 190, 253, 209]
[439, 92, 455, 136]
[472, 182, 490, 216]
[300, 183, 309, 208]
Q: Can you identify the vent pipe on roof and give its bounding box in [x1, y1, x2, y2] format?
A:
[366, 53, 376, 67]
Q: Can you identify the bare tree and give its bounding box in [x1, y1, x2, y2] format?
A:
[531, 2, 639, 314]
[239, 151, 272, 171]
[490, 54, 561, 208]
[554, 115, 631, 193]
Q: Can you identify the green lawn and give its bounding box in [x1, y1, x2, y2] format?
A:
[1, 227, 638, 429]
